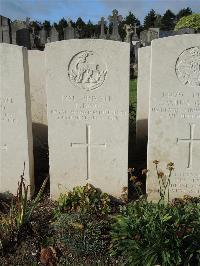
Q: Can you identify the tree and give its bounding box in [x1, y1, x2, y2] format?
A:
[143, 9, 157, 29]
[161, 9, 176, 30]
[76, 17, 86, 38]
[154, 14, 162, 28]
[175, 13, 200, 31]
[85, 20, 95, 38]
[43, 20, 51, 33]
[124, 11, 140, 26]
[176, 7, 192, 21]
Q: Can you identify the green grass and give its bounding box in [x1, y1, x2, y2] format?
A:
[129, 79, 137, 132]
[130, 79, 137, 106]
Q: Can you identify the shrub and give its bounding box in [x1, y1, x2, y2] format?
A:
[53, 212, 110, 256]
[175, 14, 200, 31]
[0, 170, 48, 252]
[110, 199, 200, 265]
[55, 183, 111, 216]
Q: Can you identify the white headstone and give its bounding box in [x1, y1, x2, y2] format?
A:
[136, 46, 151, 154]
[28, 50, 47, 125]
[46, 40, 130, 198]
[0, 44, 34, 196]
[147, 35, 200, 201]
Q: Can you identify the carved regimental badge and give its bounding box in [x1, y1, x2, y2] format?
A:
[175, 47, 200, 87]
[68, 51, 107, 91]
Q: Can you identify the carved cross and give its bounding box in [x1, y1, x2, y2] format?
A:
[108, 9, 123, 41]
[70, 124, 106, 180]
[177, 124, 200, 168]
[133, 23, 140, 35]
[98, 17, 106, 39]
[124, 24, 134, 43]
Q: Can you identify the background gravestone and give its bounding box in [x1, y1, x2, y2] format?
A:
[28, 50, 47, 125]
[108, 9, 122, 41]
[0, 44, 34, 196]
[16, 28, 31, 49]
[136, 46, 151, 158]
[0, 15, 11, 44]
[147, 35, 200, 201]
[46, 40, 130, 198]
[49, 26, 59, 42]
[28, 50, 48, 187]
[63, 20, 76, 40]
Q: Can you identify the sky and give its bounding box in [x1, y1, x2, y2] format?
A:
[0, 0, 199, 24]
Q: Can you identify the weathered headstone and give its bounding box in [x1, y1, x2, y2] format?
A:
[49, 26, 59, 42]
[0, 44, 34, 195]
[108, 9, 122, 41]
[0, 15, 11, 43]
[136, 46, 151, 155]
[39, 27, 47, 46]
[28, 50, 48, 179]
[124, 24, 133, 43]
[140, 28, 159, 46]
[64, 19, 76, 40]
[46, 40, 130, 198]
[175, 28, 195, 35]
[98, 17, 106, 39]
[147, 34, 200, 201]
[16, 28, 31, 49]
[28, 50, 47, 125]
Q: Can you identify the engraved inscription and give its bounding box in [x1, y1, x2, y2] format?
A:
[175, 47, 200, 87]
[170, 172, 200, 195]
[70, 124, 106, 180]
[0, 97, 16, 123]
[151, 91, 200, 120]
[68, 51, 107, 91]
[50, 94, 127, 121]
[177, 124, 200, 168]
[0, 144, 7, 151]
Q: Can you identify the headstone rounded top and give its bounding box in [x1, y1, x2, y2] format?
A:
[68, 50, 107, 91]
[175, 46, 200, 87]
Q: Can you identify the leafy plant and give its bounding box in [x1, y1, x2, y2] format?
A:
[110, 199, 200, 266]
[153, 160, 174, 203]
[55, 183, 111, 216]
[175, 13, 200, 31]
[53, 212, 110, 256]
[12, 171, 48, 229]
[0, 167, 48, 251]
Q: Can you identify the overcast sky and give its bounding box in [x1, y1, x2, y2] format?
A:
[0, 0, 199, 24]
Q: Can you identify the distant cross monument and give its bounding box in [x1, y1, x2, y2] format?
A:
[70, 124, 106, 180]
[177, 124, 200, 168]
[98, 17, 106, 39]
[124, 24, 134, 43]
[108, 9, 123, 41]
[132, 23, 139, 41]
[64, 18, 75, 40]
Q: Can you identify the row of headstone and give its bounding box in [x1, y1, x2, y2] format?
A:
[0, 40, 130, 199]
[0, 16, 11, 43]
[1, 34, 199, 201]
[140, 27, 196, 46]
[137, 34, 200, 201]
[0, 10, 138, 48]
